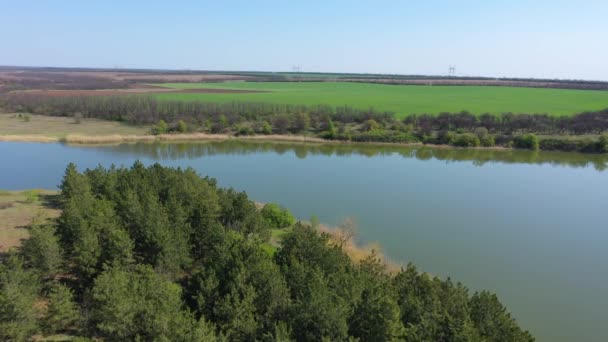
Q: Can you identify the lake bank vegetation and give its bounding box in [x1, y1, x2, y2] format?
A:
[0, 163, 533, 341]
[2, 94, 607, 153]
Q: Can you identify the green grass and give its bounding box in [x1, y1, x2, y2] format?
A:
[153, 82, 608, 117]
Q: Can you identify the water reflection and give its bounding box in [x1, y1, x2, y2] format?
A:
[72, 140, 608, 171]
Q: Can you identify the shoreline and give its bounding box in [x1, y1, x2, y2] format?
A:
[0, 113, 604, 154]
[0, 132, 516, 151]
[1, 189, 399, 272]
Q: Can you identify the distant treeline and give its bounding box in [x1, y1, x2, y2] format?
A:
[241, 72, 608, 90]
[346, 79, 608, 90]
[2, 94, 608, 152]
[0, 163, 533, 341]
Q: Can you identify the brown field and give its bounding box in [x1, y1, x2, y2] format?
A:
[0, 68, 260, 95]
[0, 190, 60, 252]
[50, 71, 255, 82]
[12, 86, 264, 97]
[0, 69, 255, 83]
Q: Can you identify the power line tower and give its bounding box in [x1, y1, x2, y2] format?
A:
[292, 65, 301, 81]
[448, 65, 456, 77]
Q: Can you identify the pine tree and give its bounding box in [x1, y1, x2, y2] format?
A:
[44, 283, 79, 334]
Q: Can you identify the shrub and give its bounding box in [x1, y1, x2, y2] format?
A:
[219, 114, 228, 128]
[539, 138, 582, 152]
[177, 120, 188, 133]
[391, 132, 419, 143]
[453, 133, 480, 147]
[271, 114, 291, 134]
[474, 127, 489, 139]
[292, 112, 311, 132]
[437, 130, 456, 145]
[514, 134, 539, 150]
[212, 115, 228, 133]
[262, 121, 272, 135]
[236, 125, 254, 136]
[350, 130, 418, 143]
[153, 120, 168, 135]
[363, 119, 380, 132]
[261, 203, 296, 229]
[480, 135, 496, 147]
[539, 137, 598, 152]
[598, 134, 608, 153]
[391, 121, 406, 132]
[204, 119, 212, 132]
[23, 190, 39, 203]
[326, 118, 337, 139]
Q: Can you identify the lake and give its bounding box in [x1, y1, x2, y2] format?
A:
[1, 140, 607, 342]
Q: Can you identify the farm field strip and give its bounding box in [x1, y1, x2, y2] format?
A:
[152, 82, 608, 117]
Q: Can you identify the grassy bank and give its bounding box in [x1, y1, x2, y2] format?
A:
[0, 113, 148, 137]
[2, 111, 606, 153]
[0, 112, 331, 144]
[0, 189, 60, 253]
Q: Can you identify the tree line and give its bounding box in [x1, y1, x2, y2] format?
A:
[0, 163, 533, 341]
[2, 93, 607, 152]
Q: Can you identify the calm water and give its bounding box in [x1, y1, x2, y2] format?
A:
[2, 141, 607, 342]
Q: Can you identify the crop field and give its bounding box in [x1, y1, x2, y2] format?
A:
[153, 82, 608, 117]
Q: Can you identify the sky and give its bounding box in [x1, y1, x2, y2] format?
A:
[2, 0, 607, 80]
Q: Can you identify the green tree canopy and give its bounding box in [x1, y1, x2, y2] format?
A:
[44, 283, 79, 334]
[261, 203, 296, 229]
[0, 254, 41, 341]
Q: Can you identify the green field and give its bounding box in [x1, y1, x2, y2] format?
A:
[153, 82, 608, 117]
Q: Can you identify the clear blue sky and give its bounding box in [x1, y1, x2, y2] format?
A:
[2, 0, 607, 80]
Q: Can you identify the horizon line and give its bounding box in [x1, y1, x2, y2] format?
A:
[1, 64, 607, 84]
